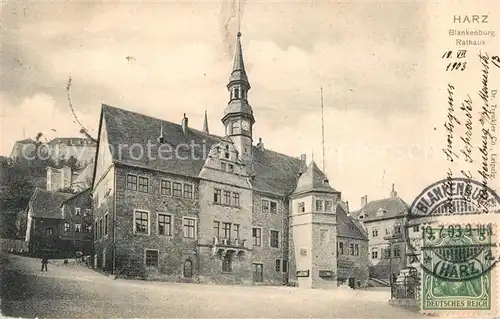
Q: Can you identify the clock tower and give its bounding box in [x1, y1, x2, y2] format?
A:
[221, 32, 255, 161]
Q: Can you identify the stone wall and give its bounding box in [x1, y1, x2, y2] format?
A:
[251, 192, 288, 285]
[113, 165, 199, 280]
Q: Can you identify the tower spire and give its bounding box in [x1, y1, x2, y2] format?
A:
[203, 109, 209, 134]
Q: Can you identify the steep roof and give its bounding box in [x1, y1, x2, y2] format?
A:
[101, 105, 303, 196]
[60, 188, 91, 206]
[292, 161, 338, 195]
[228, 32, 249, 85]
[29, 188, 73, 219]
[15, 138, 36, 145]
[351, 196, 409, 222]
[336, 203, 368, 240]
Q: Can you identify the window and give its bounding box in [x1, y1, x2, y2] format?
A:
[394, 245, 401, 258]
[282, 260, 288, 273]
[221, 162, 227, 171]
[173, 182, 182, 197]
[233, 224, 240, 240]
[138, 177, 149, 193]
[262, 199, 270, 213]
[275, 259, 281, 272]
[99, 219, 103, 239]
[315, 199, 323, 212]
[350, 243, 355, 255]
[45, 227, 53, 236]
[325, 200, 333, 212]
[223, 222, 231, 239]
[75, 207, 81, 216]
[384, 248, 391, 259]
[183, 184, 193, 199]
[413, 225, 420, 232]
[222, 254, 232, 272]
[298, 202, 305, 213]
[214, 189, 221, 203]
[270, 230, 279, 248]
[64, 223, 70, 232]
[234, 87, 240, 99]
[223, 191, 231, 205]
[252, 227, 262, 246]
[183, 259, 193, 278]
[85, 223, 92, 233]
[127, 174, 137, 191]
[270, 201, 277, 214]
[371, 247, 379, 259]
[158, 214, 172, 236]
[355, 244, 359, 256]
[231, 121, 240, 134]
[75, 223, 82, 233]
[145, 250, 159, 267]
[94, 221, 98, 241]
[104, 213, 108, 236]
[385, 228, 390, 235]
[232, 193, 240, 207]
[213, 221, 220, 238]
[161, 180, 171, 196]
[338, 241, 344, 255]
[85, 209, 91, 217]
[228, 164, 234, 172]
[134, 210, 149, 235]
[372, 227, 378, 237]
[183, 217, 196, 239]
[224, 152, 230, 159]
[394, 224, 401, 235]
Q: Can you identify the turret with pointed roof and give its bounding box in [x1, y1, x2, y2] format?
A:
[203, 110, 210, 134]
[221, 32, 254, 161]
[293, 161, 340, 196]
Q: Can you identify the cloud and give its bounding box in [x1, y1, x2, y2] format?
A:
[1, 1, 446, 208]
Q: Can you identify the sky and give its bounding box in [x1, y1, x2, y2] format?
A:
[1, 1, 499, 209]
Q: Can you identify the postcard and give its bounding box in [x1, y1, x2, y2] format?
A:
[0, 1, 499, 318]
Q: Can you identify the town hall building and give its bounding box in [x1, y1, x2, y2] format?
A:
[91, 32, 368, 288]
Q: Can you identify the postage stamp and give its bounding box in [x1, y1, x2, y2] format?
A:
[422, 224, 493, 311]
[406, 177, 500, 316]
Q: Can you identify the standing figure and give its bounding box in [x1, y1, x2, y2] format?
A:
[41, 255, 48, 271]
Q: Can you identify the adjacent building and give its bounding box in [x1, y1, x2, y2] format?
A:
[46, 160, 94, 192]
[91, 32, 368, 288]
[9, 138, 36, 162]
[25, 188, 93, 256]
[351, 184, 409, 281]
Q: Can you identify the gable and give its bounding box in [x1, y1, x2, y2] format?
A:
[336, 204, 368, 240]
[94, 115, 114, 185]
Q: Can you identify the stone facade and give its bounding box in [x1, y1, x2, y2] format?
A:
[60, 189, 93, 255]
[251, 192, 288, 285]
[337, 236, 369, 288]
[90, 32, 370, 289]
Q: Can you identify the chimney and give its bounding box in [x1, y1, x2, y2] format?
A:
[361, 195, 368, 208]
[299, 154, 307, 173]
[256, 137, 264, 150]
[390, 183, 397, 198]
[158, 124, 165, 144]
[181, 113, 188, 134]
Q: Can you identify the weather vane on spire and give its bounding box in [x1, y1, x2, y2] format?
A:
[237, 0, 242, 36]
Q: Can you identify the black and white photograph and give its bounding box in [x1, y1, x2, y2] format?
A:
[1, 0, 499, 318]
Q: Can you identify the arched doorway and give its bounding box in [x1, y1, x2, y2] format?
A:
[183, 259, 193, 278]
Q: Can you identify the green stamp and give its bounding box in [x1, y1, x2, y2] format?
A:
[422, 224, 492, 311]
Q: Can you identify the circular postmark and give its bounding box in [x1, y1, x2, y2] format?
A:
[406, 177, 500, 281]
